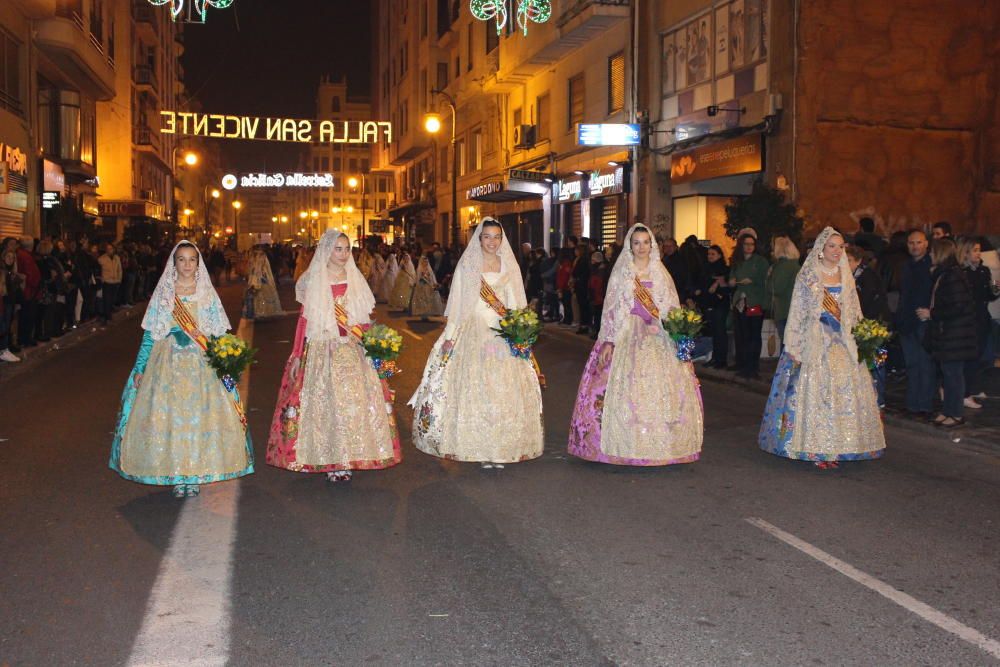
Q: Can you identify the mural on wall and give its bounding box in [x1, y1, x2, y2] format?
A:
[660, 0, 768, 96]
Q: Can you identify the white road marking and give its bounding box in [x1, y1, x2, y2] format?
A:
[746, 517, 1000, 660]
[402, 329, 423, 341]
[127, 318, 254, 667]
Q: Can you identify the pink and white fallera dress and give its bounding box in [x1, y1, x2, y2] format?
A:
[267, 231, 401, 474]
[568, 224, 703, 466]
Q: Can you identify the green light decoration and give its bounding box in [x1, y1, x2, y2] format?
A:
[148, 0, 235, 23]
[471, 0, 551, 36]
[470, 0, 508, 35]
[515, 0, 551, 35]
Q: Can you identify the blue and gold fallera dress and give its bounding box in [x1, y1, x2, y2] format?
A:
[110, 268, 254, 487]
[758, 228, 885, 462]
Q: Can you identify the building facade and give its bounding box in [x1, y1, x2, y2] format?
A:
[373, 0, 635, 250]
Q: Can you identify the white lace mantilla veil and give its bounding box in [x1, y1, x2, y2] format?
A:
[400, 253, 416, 283]
[142, 241, 230, 341]
[295, 230, 375, 342]
[444, 218, 526, 329]
[249, 249, 276, 289]
[782, 226, 861, 364]
[598, 223, 679, 344]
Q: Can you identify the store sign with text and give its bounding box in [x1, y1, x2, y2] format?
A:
[223, 172, 334, 189]
[466, 181, 504, 200]
[160, 111, 393, 144]
[557, 165, 626, 202]
[670, 133, 763, 184]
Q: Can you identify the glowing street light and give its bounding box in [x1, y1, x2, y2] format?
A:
[423, 113, 442, 134]
[347, 176, 359, 189]
[182, 151, 199, 166]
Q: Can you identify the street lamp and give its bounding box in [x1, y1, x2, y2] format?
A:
[203, 186, 220, 238]
[346, 175, 369, 241]
[425, 88, 458, 246]
[232, 199, 243, 247]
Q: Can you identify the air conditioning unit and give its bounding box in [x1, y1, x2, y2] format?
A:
[514, 124, 536, 150]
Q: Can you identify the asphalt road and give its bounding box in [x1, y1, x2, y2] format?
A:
[1, 282, 998, 666]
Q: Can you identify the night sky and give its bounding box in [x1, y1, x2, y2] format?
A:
[180, 0, 372, 172]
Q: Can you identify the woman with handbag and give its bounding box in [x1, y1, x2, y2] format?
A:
[759, 228, 885, 466]
[729, 233, 769, 379]
[919, 239, 978, 428]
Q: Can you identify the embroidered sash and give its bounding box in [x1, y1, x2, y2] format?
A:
[634, 277, 661, 321]
[821, 288, 841, 322]
[479, 278, 547, 389]
[334, 301, 367, 342]
[172, 296, 248, 429]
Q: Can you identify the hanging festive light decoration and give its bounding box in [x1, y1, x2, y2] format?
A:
[470, 0, 508, 35]
[147, 0, 235, 23]
[515, 0, 551, 35]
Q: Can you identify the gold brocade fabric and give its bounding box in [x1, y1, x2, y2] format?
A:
[251, 282, 283, 317]
[411, 273, 543, 463]
[786, 327, 886, 457]
[295, 339, 396, 467]
[602, 317, 703, 460]
[119, 336, 249, 479]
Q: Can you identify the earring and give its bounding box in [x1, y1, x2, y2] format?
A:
[818, 251, 824, 260]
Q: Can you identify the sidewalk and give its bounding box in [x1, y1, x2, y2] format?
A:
[0, 303, 146, 383]
[696, 358, 1000, 453]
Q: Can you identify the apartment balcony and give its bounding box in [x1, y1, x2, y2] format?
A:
[34, 13, 116, 100]
[133, 126, 161, 153]
[495, 0, 629, 83]
[132, 64, 159, 95]
[132, 0, 160, 44]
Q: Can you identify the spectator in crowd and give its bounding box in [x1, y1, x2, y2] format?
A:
[556, 249, 574, 325]
[98, 243, 123, 325]
[525, 248, 544, 315]
[16, 238, 40, 348]
[898, 229, 934, 417]
[588, 250, 608, 338]
[73, 240, 99, 323]
[931, 221, 953, 240]
[922, 238, 976, 428]
[539, 248, 559, 322]
[729, 233, 769, 379]
[0, 240, 20, 361]
[572, 243, 592, 335]
[34, 239, 67, 341]
[766, 236, 800, 345]
[847, 244, 891, 407]
[694, 244, 730, 369]
[958, 237, 1000, 408]
[661, 237, 690, 301]
[853, 216, 886, 255]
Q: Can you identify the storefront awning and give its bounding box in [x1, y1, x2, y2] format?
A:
[466, 173, 550, 203]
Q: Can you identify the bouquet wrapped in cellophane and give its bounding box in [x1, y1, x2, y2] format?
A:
[661, 307, 704, 362]
[205, 334, 257, 390]
[362, 324, 404, 379]
[852, 318, 891, 370]
[492, 307, 542, 359]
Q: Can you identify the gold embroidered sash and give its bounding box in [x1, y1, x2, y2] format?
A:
[634, 277, 661, 320]
[822, 288, 841, 322]
[172, 296, 248, 429]
[334, 301, 366, 342]
[479, 279, 546, 389]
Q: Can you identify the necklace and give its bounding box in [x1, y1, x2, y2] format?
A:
[818, 261, 839, 276]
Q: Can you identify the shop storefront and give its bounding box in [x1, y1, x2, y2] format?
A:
[0, 140, 31, 238]
[669, 132, 763, 249]
[555, 163, 629, 248]
[98, 199, 168, 243]
[465, 169, 552, 249]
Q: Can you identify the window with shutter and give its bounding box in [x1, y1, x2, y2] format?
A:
[608, 52, 625, 114]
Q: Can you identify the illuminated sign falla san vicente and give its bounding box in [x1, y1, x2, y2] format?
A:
[160, 111, 393, 144]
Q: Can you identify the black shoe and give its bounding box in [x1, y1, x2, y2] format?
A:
[9, 345, 21, 353]
[575, 327, 589, 335]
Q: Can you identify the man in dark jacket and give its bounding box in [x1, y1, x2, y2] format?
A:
[897, 230, 934, 416]
[848, 245, 891, 406]
[16, 238, 40, 347]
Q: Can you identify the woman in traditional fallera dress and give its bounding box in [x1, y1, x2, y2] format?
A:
[368, 250, 387, 298]
[389, 252, 416, 310]
[410, 254, 444, 319]
[267, 230, 401, 482]
[109, 242, 254, 498]
[568, 224, 703, 465]
[759, 227, 886, 466]
[378, 252, 399, 303]
[409, 219, 543, 468]
[243, 246, 283, 319]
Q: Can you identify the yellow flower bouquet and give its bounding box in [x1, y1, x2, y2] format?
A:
[205, 334, 257, 390]
[491, 307, 543, 359]
[661, 307, 704, 362]
[851, 318, 891, 369]
[362, 323, 404, 379]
